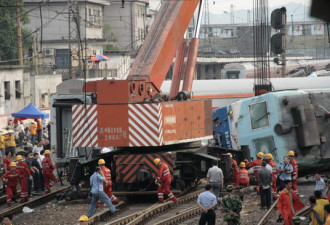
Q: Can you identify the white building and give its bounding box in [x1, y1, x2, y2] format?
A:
[0, 66, 30, 117]
[104, 0, 149, 53]
[104, 50, 131, 79]
[23, 0, 110, 69]
[30, 74, 63, 108]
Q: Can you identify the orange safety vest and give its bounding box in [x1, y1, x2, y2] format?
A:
[247, 159, 263, 174]
[238, 168, 249, 184]
[101, 166, 112, 182]
[289, 158, 298, 176]
[268, 160, 277, 175]
[157, 163, 171, 181]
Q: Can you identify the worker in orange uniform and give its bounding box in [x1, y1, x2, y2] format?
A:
[266, 153, 277, 198]
[30, 122, 37, 145]
[288, 151, 298, 193]
[246, 152, 264, 187]
[3, 162, 20, 207]
[35, 119, 43, 142]
[98, 159, 118, 204]
[3, 151, 12, 173]
[16, 155, 32, 203]
[277, 180, 304, 225]
[228, 153, 238, 185]
[236, 162, 249, 186]
[42, 150, 57, 194]
[154, 158, 177, 203]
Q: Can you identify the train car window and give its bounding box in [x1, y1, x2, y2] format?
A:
[249, 102, 270, 129]
[253, 136, 277, 160]
[226, 71, 240, 79]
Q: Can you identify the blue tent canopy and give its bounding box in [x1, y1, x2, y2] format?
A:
[12, 103, 49, 119]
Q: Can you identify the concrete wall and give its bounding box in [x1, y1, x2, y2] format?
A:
[31, 74, 63, 108]
[105, 1, 148, 52]
[104, 52, 131, 79]
[0, 67, 31, 115]
[24, 1, 105, 41]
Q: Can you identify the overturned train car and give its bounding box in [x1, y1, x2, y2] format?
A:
[213, 88, 330, 176]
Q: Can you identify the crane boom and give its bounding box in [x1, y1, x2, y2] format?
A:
[128, 0, 200, 90]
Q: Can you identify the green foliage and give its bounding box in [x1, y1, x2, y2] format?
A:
[103, 24, 118, 50]
[0, 0, 33, 65]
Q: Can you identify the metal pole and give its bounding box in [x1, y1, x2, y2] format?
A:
[68, 0, 72, 77]
[16, 0, 23, 66]
[281, 11, 287, 77]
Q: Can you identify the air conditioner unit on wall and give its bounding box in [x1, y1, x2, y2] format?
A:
[43, 48, 54, 57]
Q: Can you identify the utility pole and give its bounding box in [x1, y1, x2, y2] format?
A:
[247, 10, 251, 24]
[33, 34, 39, 75]
[16, 0, 23, 66]
[281, 10, 287, 77]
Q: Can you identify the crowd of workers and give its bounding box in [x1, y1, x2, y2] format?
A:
[2, 128, 330, 225]
[0, 119, 54, 207]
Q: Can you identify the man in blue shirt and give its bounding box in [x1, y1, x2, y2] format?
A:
[87, 167, 116, 218]
[197, 184, 217, 225]
[277, 156, 293, 192]
[315, 173, 327, 198]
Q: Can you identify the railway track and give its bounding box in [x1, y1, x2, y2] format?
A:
[86, 189, 203, 225]
[257, 199, 310, 225]
[0, 186, 70, 219]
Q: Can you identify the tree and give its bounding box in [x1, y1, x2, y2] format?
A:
[0, 0, 32, 65]
[103, 24, 118, 51]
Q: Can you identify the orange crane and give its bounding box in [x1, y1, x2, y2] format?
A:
[72, 0, 212, 149]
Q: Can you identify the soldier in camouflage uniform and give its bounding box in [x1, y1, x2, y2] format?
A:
[222, 185, 242, 225]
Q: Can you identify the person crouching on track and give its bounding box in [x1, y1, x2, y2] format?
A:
[236, 162, 249, 186]
[87, 166, 116, 218]
[154, 158, 177, 203]
[98, 159, 118, 204]
[16, 155, 32, 203]
[2, 162, 20, 207]
[42, 150, 57, 194]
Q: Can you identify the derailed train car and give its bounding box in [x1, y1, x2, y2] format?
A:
[213, 88, 330, 176]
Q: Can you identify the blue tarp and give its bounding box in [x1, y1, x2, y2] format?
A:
[12, 103, 49, 119]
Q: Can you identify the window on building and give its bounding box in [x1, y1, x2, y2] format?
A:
[15, 81, 21, 99]
[4, 81, 10, 100]
[253, 136, 277, 160]
[249, 101, 270, 129]
[93, 10, 101, 26]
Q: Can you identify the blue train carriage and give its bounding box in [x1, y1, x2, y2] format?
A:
[213, 89, 330, 176]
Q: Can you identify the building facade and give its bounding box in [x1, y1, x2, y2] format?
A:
[104, 0, 149, 53]
[23, 0, 110, 78]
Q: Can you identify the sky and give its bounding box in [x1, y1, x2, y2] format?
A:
[149, 0, 311, 14]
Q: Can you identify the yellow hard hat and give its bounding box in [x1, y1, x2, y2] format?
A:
[227, 153, 232, 158]
[266, 153, 273, 160]
[257, 152, 264, 158]
[16, 155, 23, 161]
[44, 150, 51, 155]
[288, 150, 295, 156]
[98, 159, 105, 165]
[10, 162, 17, 167]
[154, 158, 161, 165]
[78, 215, 88, 222]
[239, 162, 246, 168]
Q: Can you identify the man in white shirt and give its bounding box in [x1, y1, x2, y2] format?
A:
[207, 160, 223, 209]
